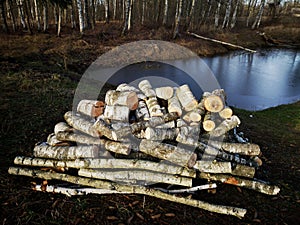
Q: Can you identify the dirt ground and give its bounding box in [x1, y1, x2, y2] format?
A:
[1, 18, 300, 224]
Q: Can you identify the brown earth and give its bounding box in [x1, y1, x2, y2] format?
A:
[1, 18, 300, 225]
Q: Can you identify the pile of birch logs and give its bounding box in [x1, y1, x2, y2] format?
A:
[9, 81, 280, 219]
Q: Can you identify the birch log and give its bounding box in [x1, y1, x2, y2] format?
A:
[155, 86, 174, 100]
[183, 109, 202, 123]
[56, 131, 102, 145]
[103, 105, 130, 121]
[116, 83, 140, 92]
[203, 113, 216, 132]
[199, 173, 280, 195]
[8, 167, 247, 218]
[146, 96, 163, 117]
[135, 100, 150, 121]
[194, 161, 232, 173]
[79, 169, 193, 187]
[145, 127, 178, 140]
[47, 133, 70, 146]
[203, 93, 224, 113]
[77, 100, 104, 117]
[139, 140, 197, 168]
[219, 142, 261, 156]
[210, 115, 241, 137]
[156, 184, 217, 194]
[176, 85, 198, 111]
[33, 144, 100, 160]
[138, 80, 156, 97]
[93, 118, 118, 140]
[64, 111, 99, 137]
[168, 95, 182, 116]
[231, 164, 256, 178]
[54, 122, 73, 135]
[105, 90, 138, 110]
[219, 107, 233, 119]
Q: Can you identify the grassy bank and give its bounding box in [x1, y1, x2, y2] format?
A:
[1, 20, 300, 224]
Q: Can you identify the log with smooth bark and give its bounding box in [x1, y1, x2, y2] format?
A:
[168, 95, 182, 116]
[176, 85, 198, 111]
[8, 167, 247, 218]
[216, 142, 261, 156]
[77, 100, 104, 117]
[145, 127, 178, 140]
[219, 107, 233, 119]
[33, 144, 100, 160]
[210, 115, 241, 137]
[105, 90, 138, 110]
[78, 168, 193, 187]
[138, 80, 156, 97]
[139, 140, 197, 168]
[135, 99, 150, 121]
[199, 173, 280, 195]
[92, 118, 118, 140]
[203, 112, 216, 131]
[56, 131, 102, 145]
[54, 122, 73, 135]
[47, 133, 70, 146]
[116, 83, 140, 93]
[194, 161, 232, 173]
[155, 183, 217, 194]
[156, 121, 176, 129]
[103, 105, 130, 121]
[64, 111, 99, 137]
[146, 96, 163, 117]
[231, 164, 256, 178]
[155, 86, 174, 100]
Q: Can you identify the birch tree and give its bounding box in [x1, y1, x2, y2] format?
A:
[71, 0, 76, 29]
[77, 0, 84, 34]
[122, 0, 131, 35]
[0, 0, 9, 32]
[186, 0, 196, 31]
[162, 0, 168, 25]
[252, 0, 266, 29]
[141, 0, 145, 24]
[42, 0, 48, 31]
[222, 0, 232, 29]
[84, 0, 91, 28]
[7, 0, 16, 31]
[214, 1, 221, 27]
[173, 0, 183, 39]
[104, 0, 109, 23]
[17, 0, 26, 28]
[33, 0, 41, 31]
[230, 0, 239, 28]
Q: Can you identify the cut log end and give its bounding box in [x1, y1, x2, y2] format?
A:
[203, 120, 215, 132]
[204, 95, 224, 112]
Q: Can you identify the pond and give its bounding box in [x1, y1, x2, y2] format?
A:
[106, 49, 300, 111]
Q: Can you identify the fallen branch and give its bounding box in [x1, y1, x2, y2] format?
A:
[155, 183, 217, 194]
[8, 167, 247, 218]
[187, 32, 257, 53]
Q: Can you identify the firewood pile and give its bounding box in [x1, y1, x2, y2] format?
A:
[9, 80, 280, 218]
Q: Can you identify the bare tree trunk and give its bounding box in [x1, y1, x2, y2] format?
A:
[17, 0, 26, 28]
[230, 0, 239, 28]
[252, 0, 265, 29]
[84, 0, 91, 28]
[71, 0, 76, 29]
[162, 0, 168, 25]
[57, 5, 62, 36]
[7, 0, 16, 31]
[77, 0, 84, 34]
[173, 0, 183, 39]
[214, 1, 221, 28]
[91, 0, 95, 28]
[222, 0, 232, 29]
[113, 0, 116, 20]
[32, 0, 40, 30]
[141, 0, 145, 24]
[104, 0, 109, 23]
[155, 0, 161, 23]
[42, 0, 48, 32]
[186, 0, 196, 31]
[122, 0, 131, 35]
[23, 0, 32, 33]
[246, 0, 257, 27]
[0, 0, 9, 33]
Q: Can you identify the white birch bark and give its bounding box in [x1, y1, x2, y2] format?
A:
[17, 0, 26, 28]
[57, 5, 62, 37]
[8, 167, 247, 218]
[194, 161, 232, 173]
[252, 0, 265, 29]
[105, 90, 138, 110]
[71, 0, 77, 28]
[168, 94, 182, 116]
[43, 0, 48, 31]
[77, 0, 84, 34]
[173, 0, 183, 39]
[214, 1, 221, 27]
[122, 0, 131, 35]
[79, 168, 193, 187]
[104, 0, 109, 23]
[176, 85, 198, 111]
[113, 0, 116, 20]
[230, 0, 239, 29]
[103, 105, 130, 121]
[187, 0, 196, 30]
[155, 86, 174, 100]
[210, 115, 241, 137]
[33, 0, 41, 30]
[222, 0, 232, 29]
[141, 0, 145, 24]
[162, 0, 168, 25]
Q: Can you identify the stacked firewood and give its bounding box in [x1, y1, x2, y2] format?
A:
[9, 81, 280, 218]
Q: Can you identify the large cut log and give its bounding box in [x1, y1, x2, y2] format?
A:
[194, 161, 232, 173]
[79, 169, 193, 187]
[219, 107, 233, 119]
[138, 80, 156, 97]
[33, 144, 100, 160]
[77, 100, 104, 117]
[183, 109, 202, 123]
[56, 131, 102, 145]
[92, 118, 118, 140]
[105, 90, 138, 110]
[155, 86, 174, 100]
[64, 111, 99, 137]
[176, 85, 198, 111]
[168, 95, 182, 116]
[103, 105, 130, 121]
[203, 92, 224, 113]
[139, 140, 197, 168]
[8, 167, 247, 218]
[199, 173, 280, 195]
[231, 164, 256, 178]
[210, 115, 241, 137]
[145, 127, 179, 140]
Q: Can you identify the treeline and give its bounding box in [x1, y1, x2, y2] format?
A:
[0, 0, 298, 37]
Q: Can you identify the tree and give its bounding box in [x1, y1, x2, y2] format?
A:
[173, 0, 183, 39]
[104, 0, 109, 23]
[252, 0, 266, 29]
[122, 0, 132, 35]
[77, 0, 84, 34]
[0, 0, 9, 32]
[222, 0, 232, 29]
[162, 0, 168, 25]
[186, 0, 196, 31]
[33, 0, 41, 31]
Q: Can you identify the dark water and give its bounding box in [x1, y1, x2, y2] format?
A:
[107, 49, 300, 111]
